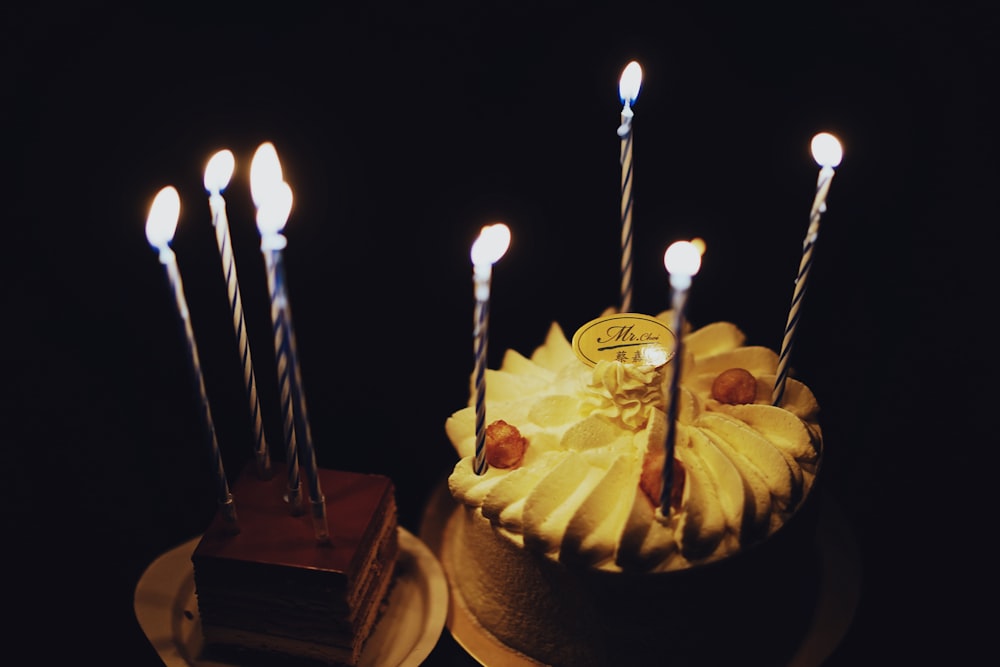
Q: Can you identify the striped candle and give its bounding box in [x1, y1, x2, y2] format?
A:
[261, 237, 303, 517]
[660, 240, 702, 517]
[252, 143, 330, 544]
[617, 60, 642, 313]
[249, 143, 301, 515]
[470, 223, 512, 475]
[204, 149, 272, 480]
[471, 294, 490, 475]
[145, 186, 238, 533]
[772, 132, 843, 407]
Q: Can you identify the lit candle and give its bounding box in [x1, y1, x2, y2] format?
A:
[251, 142, 330, 544]
[660, 240, 703, 517]
[204, 149, 273, 480]
[617, 60, 643, 313]
[772, 132, 843, 406]
[145, 185, 238, 533]
[249, 143, 302, 513]
[470, 222, 512, 475]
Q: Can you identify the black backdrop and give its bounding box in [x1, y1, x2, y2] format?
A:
[3, 3, 995, 665]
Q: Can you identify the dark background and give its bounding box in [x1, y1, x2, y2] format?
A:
[3, 3, 995, 665]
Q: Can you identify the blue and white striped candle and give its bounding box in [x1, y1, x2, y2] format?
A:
[660, 240, 702, 517]
[252, 142, 330, 544]
[249, 143, 301, 514]
[617, 61, 642, 314]
[145, 185, 238, 533]
[470, 223, 512, 475]
[204, 149, 273, 480]
[772, 132, 843, 407]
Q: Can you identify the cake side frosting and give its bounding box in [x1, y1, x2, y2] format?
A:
[443, 482, 822, 667]
[446, 310, 822, 574]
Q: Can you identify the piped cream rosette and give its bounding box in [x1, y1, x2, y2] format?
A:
[446, 310, 822, 573]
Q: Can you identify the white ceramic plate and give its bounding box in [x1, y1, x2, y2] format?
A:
[134, 527, 448, 667]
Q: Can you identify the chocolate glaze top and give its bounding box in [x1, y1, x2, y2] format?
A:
[193, 462, 396, 581]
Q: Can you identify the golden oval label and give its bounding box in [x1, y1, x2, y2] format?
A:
[571, 313, 677, 367]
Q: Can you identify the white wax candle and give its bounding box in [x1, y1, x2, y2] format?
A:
[660, 240, 702, 517]
[470, 222, 512, 475]
[618, 60, 643, 313]
[205, 149, 273, 480]
[251, 142, 329, 544]
[145, 185, 238, 532]
[772, 132, 843, 406]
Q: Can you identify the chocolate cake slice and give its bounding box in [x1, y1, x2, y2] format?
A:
[191, 462, 398, 666]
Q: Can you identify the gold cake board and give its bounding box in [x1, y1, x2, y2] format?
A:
[419, 480, 861, 667]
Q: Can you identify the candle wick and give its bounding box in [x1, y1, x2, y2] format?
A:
[208, 193, 224, 222]
[617, 116, 633, 138]
[473, 268, 492, 302]
[261, 233, 288, 251]
[157, 246, 176, 265]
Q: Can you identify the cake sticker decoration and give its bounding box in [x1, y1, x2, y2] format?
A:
[571, 312, 674, 367]
[617, 60, 642, 313]
[145, 185, 239, 533]
[660, 239, 703, 517]
[251, 142, 331, 544]
[470, 222, 511, 475]
[772, 131, 843, 406]
[204, 149, 273, 481]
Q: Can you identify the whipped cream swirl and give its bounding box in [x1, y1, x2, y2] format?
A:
[446, 311, 822, 572]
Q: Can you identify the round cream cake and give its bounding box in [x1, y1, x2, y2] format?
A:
[444, 310, 824, 666]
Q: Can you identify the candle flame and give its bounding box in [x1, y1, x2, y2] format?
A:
[471, 223, 511, 266]
[145, 186, 181, 250]
[619, 61, 643, 105]
[643, 346, 670, 367]
[811, 132, 843, 168]
[663, 240, 702, 277]
[204, 149, 235, 194]
[690, 237, 707, 256]
[256, 180, 294, 238]
[250, 142, 284, 209]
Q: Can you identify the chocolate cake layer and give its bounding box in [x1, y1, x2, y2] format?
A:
[192, 462, 398, 665]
